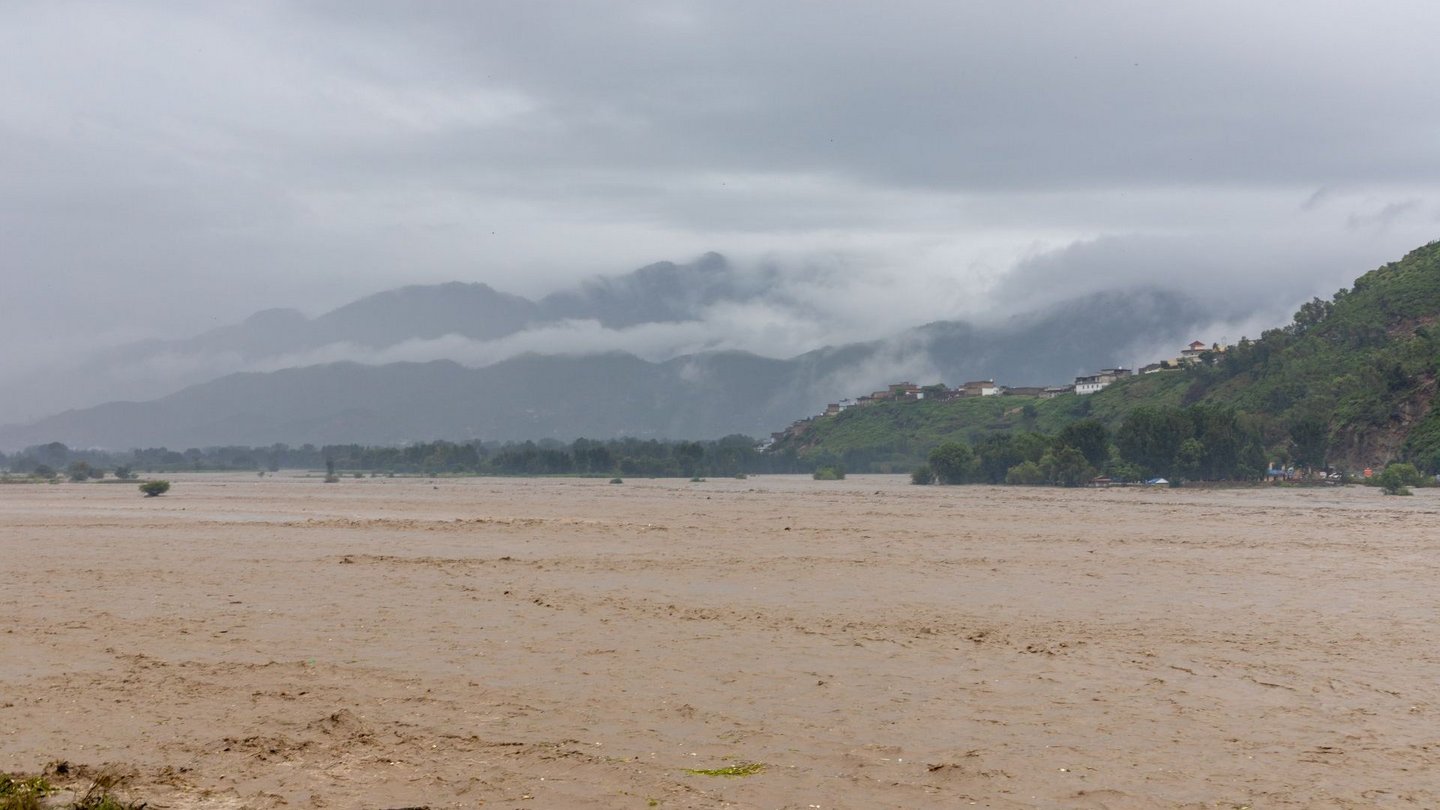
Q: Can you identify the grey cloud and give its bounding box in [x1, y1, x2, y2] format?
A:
[1302, 187, 1335, 212]
[3, 1, 1440, 425]
[288, 1, 1440, 190]
[811, 334, 944, 408]
[984, 227, 1427, 322]
[1347, 199, 1422, 231]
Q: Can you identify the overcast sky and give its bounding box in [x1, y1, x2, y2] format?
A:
[4, 1, 1440, 390]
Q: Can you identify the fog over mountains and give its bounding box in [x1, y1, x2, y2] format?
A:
[6, 4, 1440, 452]
[1, 252, 1281, 450]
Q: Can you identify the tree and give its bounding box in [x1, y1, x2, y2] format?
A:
[1292, 296, 1333, 332]
[1055, 419, 1109, 468]
[139, 480, 171, 497]
[675, 441, 704, 477]
[1116, 406, 1193, 478]
[114, 465, 136, 480]
[1289, 416, 1328, 472]
[1005, 460, 1046, 485]
[928, 442, 975, 484]
[1377, 465, 1414, 495]
[1106, 460, 1146, 483]
[910, 464, 934, 485]
[1187, 406, 1240, 479]
[66, 461, 95, 482]
[1040, 446, 1095, 487]
[34, 442, 71, 469]
[976, 434, 1023, 484]
[586, 445, 615, 473]
[1377, 463, 1424, 495]
[976, 432, 1050, 483]
[1175, 438, 1206, 480]
[1012, 432, 1052, 463]
[979, 432, 1036, 481]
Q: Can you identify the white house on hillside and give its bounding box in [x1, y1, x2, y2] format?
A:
[1074, 367, 1132, 395]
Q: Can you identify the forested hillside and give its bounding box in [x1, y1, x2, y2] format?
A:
[1186, 240, 1440, 467]
[774, 240, 1440, 478]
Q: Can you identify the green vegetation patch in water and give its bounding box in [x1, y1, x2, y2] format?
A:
[684, 762, 765, 777]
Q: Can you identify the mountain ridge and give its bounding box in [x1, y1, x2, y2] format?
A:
[0, 285, 1216, 449]
[0, 253, 765, 422]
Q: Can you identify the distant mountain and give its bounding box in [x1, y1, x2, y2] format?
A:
[171, 254, 760, 356]
[0, 286, 1215, 449]
[539, 251, 774, 327]
[0, 254, 774, 421]
[311, 282, 542, 346]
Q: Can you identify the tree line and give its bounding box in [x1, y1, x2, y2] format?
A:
[914, 404, 1274, 486]
[0, 436, 805, 479]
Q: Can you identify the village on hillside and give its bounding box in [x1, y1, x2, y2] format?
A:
[762, 340, 1229, 449]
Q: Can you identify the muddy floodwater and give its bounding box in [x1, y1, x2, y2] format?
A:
[2, 474, 1438, 808]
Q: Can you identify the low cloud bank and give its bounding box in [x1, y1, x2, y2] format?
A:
[2, 228, 1429, 427]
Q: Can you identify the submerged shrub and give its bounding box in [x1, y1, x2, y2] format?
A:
[138, 480, 170, 497]
[1377, 463, 1423, 495]
[0, 773, 55, 807]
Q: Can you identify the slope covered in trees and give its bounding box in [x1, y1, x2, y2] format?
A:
[1184, 240, 1440, 468]
[776, 240, 1440, 479]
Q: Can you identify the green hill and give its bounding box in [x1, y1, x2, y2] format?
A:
[773, 240, 1440, 476]
[1182, 241, 1440, 468]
